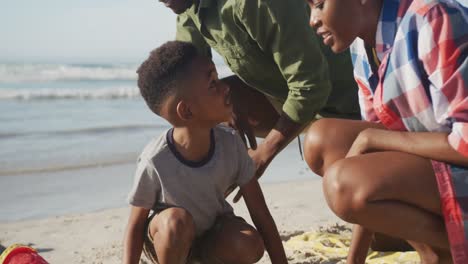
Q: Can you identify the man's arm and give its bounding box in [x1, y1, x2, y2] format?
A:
[249, 113, 307, 177]
[240, 178, 288, 264]
[233, 0, 332, 178]
[123, 206, 150, 264]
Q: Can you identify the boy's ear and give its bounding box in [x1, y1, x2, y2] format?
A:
[176, 101, 193, 121]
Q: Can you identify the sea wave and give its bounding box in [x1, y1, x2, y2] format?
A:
[0, 124, 165, 139]
[0, 159, 135, 176]
[0, 62, 234, 83]
[0, 86, 140, 100]
[0, 63, 138, 83]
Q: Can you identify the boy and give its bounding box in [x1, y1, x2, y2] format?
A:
[122, 41, 288, 264]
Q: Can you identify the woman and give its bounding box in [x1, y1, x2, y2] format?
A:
[303, 0, 467, 263]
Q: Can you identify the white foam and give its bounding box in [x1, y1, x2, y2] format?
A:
[0, 63, 138, 83]
[0, 86, 140, 100]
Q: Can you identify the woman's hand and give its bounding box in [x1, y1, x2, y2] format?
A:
[346, 128, 376, 158]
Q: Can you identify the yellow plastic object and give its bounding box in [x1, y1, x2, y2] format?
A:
[284, 230, 420, 263]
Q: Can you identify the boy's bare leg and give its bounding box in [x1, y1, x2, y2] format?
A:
[323, 151, 451, 261]
[200, 216, 265, 264]
[149, 208, 195, 264]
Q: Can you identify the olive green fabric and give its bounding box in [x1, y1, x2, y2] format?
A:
[176, 0, 359, 123]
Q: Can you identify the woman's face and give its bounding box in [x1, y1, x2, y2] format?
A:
[307, 0, 362, 53]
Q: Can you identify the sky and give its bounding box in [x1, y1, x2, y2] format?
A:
[0, 0, 178, 63]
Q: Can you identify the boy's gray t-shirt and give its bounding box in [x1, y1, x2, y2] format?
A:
[127, 125, 254, 236]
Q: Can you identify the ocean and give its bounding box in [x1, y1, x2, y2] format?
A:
[0, 62, 311, 221]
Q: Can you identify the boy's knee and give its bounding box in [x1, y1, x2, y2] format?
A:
[323, 160, 365, 223]
[232, 229, 265, 263]
[304, 119, 333, 175]
[244, 230, 265, 262]
[216, 227, 265, 263]
[158, 208, 195, 244]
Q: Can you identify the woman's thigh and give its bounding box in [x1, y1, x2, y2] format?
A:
[324, 151, 441, 215]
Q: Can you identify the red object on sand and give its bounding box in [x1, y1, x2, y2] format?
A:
[0, 244, 48, 264]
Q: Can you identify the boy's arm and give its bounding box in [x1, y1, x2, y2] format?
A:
[123, 206, 150, 264]
[240, 178, 288, 264]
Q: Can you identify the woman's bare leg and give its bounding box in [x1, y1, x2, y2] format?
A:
[303, 119, 453, 263]
[323, 151, 451, 262]
[304, 119, 407, 263]
[347, 225, 373, 264]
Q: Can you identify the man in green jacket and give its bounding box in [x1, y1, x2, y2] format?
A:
[159, 0, 360, 187]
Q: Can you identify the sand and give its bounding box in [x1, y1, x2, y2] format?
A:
[0, 178, 350, 263]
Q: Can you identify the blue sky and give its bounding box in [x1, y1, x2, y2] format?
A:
[0, 0, 177, 63]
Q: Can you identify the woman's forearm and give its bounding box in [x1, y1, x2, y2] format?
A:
[365, 129, 468, 166]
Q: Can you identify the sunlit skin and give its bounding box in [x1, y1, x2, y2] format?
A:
[307, 0, 382, 52]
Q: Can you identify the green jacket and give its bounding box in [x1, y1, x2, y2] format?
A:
[176, 0, 359, 123]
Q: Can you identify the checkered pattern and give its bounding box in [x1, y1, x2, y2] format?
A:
[350, 0, 468, 262]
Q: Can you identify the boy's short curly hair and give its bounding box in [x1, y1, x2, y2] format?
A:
[137, 41, 199, 115]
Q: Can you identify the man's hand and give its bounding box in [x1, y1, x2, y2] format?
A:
[232, 145, 275, 202]
[248, 145, 276, 178]
[224, 76, 259, 149]
[228, 100, 258, 149]
[232, 113, 306, 203]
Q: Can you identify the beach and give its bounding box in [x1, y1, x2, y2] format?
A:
[0, 178, 348, 264]
[0, 63, 423, 264]
[0, 62, 348, 263]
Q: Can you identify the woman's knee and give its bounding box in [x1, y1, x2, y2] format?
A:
[323, 159, 368, 223]
[304, 119, 338, 175]
[155, 208, 195, 245]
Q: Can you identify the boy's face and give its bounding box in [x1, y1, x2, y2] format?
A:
[184, 56, 232, 126]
